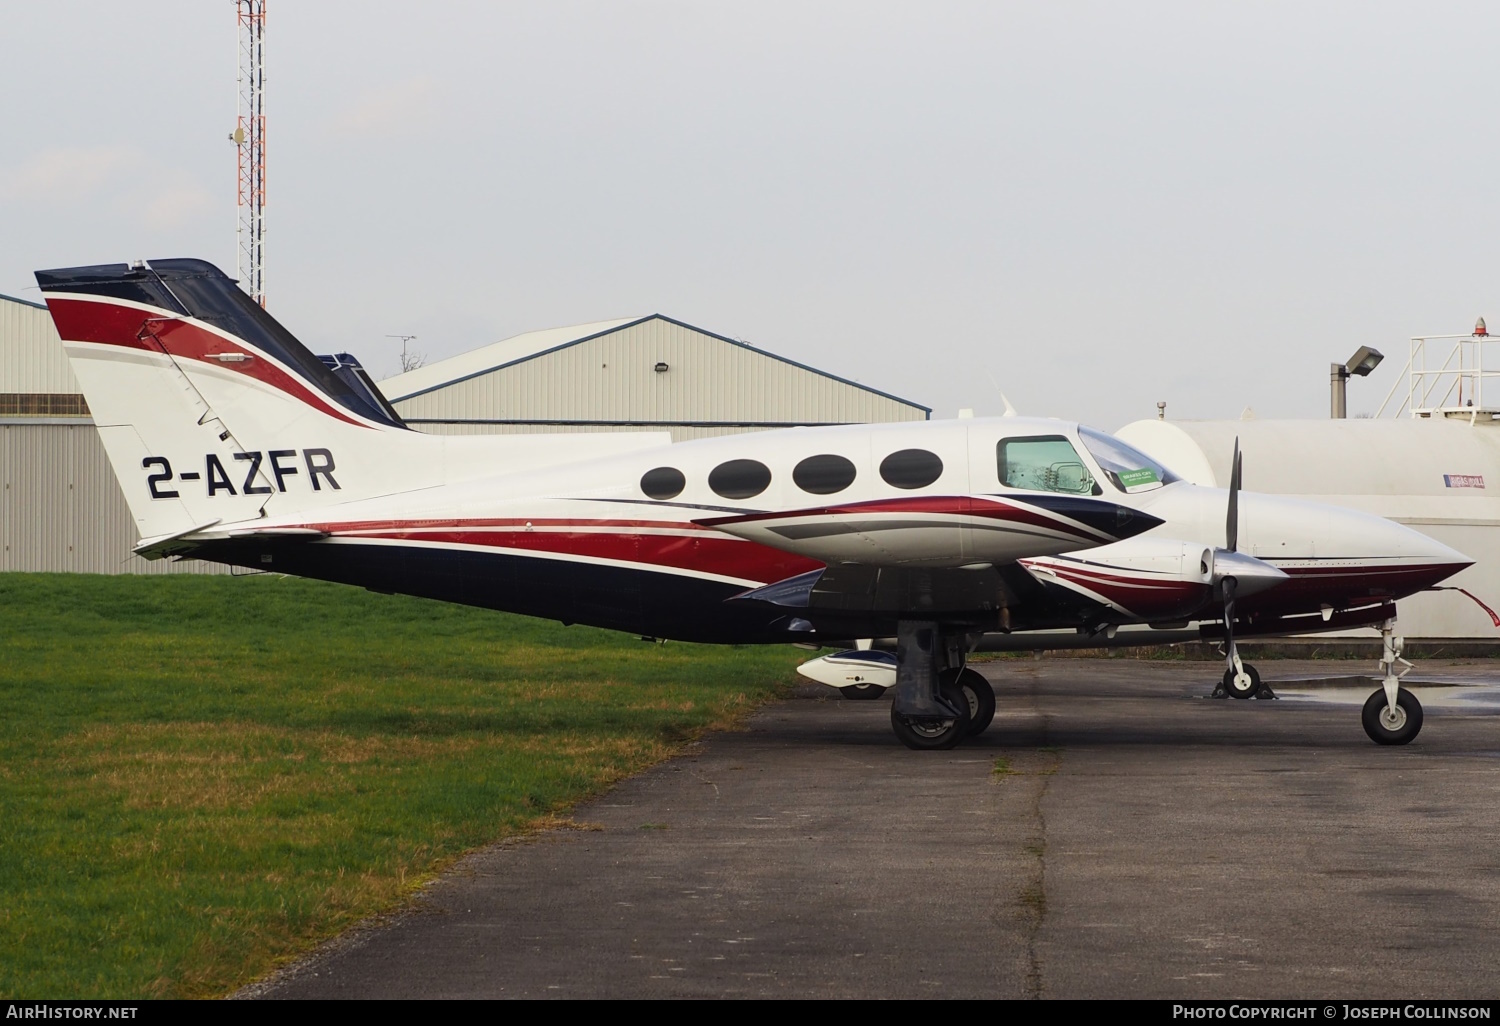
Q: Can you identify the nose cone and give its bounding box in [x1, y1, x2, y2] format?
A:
[1133, 485, 1474, 606]
[1313, 502, 1472, 577]
[1242, 495, 1474, 604]
[1381, 529, 1474, 592]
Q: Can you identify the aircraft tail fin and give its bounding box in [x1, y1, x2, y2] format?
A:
[35, 258, 417, 543]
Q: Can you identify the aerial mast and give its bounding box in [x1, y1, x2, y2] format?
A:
[233, 1, 267, 306]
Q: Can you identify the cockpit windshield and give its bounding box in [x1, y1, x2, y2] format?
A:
[997, 435, 1100, 495]
[1078, 426, 1178, 494]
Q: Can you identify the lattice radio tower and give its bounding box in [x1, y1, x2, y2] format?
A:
[233, 1, 267, 306]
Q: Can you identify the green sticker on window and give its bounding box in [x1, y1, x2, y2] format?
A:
[1118, 468, 1159, 489]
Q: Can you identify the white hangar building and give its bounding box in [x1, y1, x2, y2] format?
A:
[0, 298, 927, 574]
[379, 314, 929, 442]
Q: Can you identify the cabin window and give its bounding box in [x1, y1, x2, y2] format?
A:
[997, 436, 1098, 495]
[640, 466, 686, 500]
[709, 459, 772, 499]
[1078, 426, 1177, 493]
[879, 448, 943, 489]
[793, 454, 857, 495]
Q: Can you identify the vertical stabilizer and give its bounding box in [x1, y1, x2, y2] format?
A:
[36, 259, 419, 541]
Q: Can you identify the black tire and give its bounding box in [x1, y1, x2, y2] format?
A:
[890, 678, 972, 751]
[1223, 663, 1262, 699]
[950, 667, 996, 736]
[841, 683, 888, 701]
[1362, 687, 1423, 746]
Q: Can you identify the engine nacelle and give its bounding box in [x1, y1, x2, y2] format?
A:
[1022, 537, 1284, 623]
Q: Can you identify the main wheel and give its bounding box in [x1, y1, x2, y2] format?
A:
[1223, 663, 1262, 699]
[891, 678, 972, 751]
[950, 667, 996, 736]
[1362, 687, 1423, 746]
[840, 683, 888, 701]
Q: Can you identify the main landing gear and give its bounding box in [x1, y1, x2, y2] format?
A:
[888, 621, 996, 750]
[1363, 619, 1422, 746]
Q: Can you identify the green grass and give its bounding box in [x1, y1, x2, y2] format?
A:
[0, 572, 807, 998]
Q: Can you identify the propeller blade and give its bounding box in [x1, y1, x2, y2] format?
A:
[1221, 574, 1238, 673]
[1226, 438, 1242, 553]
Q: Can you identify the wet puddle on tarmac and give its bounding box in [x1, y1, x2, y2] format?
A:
[1268, 675, 1500, 713]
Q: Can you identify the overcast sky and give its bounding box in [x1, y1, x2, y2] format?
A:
[3, 2, 1498, 429]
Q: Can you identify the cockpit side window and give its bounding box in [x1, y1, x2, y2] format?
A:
[997, 435, 1100, 495]
[1077, 426, 1178, 493]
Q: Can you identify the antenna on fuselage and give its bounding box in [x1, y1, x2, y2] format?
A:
[985, 369, 1019, 417]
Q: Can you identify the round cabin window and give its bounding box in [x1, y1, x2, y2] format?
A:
[792, 454, 857, 495]
[640, 466, 686, 500]
[879, 448, 943, 489]
[708, 459, 772, 500]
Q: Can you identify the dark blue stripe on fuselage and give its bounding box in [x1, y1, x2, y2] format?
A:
[195, 539, 801, 644]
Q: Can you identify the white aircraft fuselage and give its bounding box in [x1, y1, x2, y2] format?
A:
[33, 258, 1470, 747]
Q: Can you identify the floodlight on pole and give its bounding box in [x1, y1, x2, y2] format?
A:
[1330, 346, 1384, 418]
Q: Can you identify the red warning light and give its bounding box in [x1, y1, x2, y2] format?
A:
[1476, 317, 1488, 337]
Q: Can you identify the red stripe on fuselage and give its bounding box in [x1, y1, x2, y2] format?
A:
[45, 296, 369, 429]
[1042, 563, 1204, 595]
[282, 518, 824, 583]
[1042, 565, 1208, 615]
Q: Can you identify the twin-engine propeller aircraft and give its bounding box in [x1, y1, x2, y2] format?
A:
[35, 259, 1472, 749]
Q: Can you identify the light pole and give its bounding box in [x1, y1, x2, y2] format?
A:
[1330, 346, 1384, 418]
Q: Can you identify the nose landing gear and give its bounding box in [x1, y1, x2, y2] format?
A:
[1363, 619, 1422, 745]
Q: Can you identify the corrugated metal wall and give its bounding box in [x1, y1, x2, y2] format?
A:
[0, 295, 78, 393]
[0, 423, 222, 574]
[394, 317, 926, 440]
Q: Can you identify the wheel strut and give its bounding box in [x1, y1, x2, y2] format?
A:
[889, 621, 975, 750]
[1363, 617, 1422, 745]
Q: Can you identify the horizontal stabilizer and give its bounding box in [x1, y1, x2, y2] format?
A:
[133, 519, 223, 560]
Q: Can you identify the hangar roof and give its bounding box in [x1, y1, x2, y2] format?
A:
[379, 313, 928, 413]
[380, 316, 640, 401]
[1, 291, 47, 311]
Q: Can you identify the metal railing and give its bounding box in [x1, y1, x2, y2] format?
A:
[1374, 332, 1500, 420]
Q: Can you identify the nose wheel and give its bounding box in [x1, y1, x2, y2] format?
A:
[1363, 687, 1422, 745]
[1221, 663, 1263, 699]
[1364, 620, 1422, 745]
